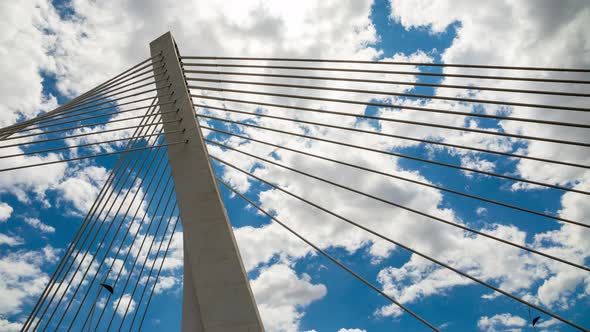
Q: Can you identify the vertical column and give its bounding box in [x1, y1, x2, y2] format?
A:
[149, 32, 264, 332]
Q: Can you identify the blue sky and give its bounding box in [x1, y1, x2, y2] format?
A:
[1, 0, 589, 332]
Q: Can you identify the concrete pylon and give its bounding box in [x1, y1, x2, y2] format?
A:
[150, 32, 264, 332]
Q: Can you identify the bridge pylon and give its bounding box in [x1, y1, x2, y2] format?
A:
[150, 31, 264, 332]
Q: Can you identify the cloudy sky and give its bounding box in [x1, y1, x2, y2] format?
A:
[1, 0, 589, 331]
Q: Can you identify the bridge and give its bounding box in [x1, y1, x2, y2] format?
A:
[1, 32, 588, 331]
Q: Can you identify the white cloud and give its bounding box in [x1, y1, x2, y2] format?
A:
[122, 227, 183, 280]
[23, 217, 55, 234]
[227, 134, 459, 267]
[158, 231, 183, 272]
[535, 318, 561, 330]
[0, 149, 66, 205]
[113, 293, 136, 317]
[0, 318, 22, 332]
[251, 264, 326, 332]
[0, 1, 65, 208]
[374, 217, 590, 317]
[476, 207, 487, 216]
[235, 223, 313, 272]
[0, 202, 13, 222]
[0, 233, 24, 247]
[0, 0, 59, 128]
[221, 105, 588, 322]
[389, 0, 590, 188]
[104, 257, 128, 278]
[380, 0, 590, 320]
[530, 178, 590, 309]
[0, 246, 55, 317]
[477, 313, 526, 332]
[338, 329, 367, 332]
[54, 166, 108, 214]
[96, 296, 107, 310]
[152, 275, 180, 294]
[376, 256, 472, 318]
[460, 155, 496, 178]
[29, 0, 381, 100]
[54, 165, 150, 219]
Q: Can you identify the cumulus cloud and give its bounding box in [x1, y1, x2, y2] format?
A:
[54, 165, 150, 219]
[389, 0, 590, 188]
[0, 318, 22, 332]
[476, 207, 488, 216]
[0, 1, 59, 128]
[113, 293, 136, 316]
[369, 0, 590, 319]
[251, 264, 327, 332]
[0, 233, 24, 247]
[0, 150, 66, 205]
[0, 246, 55, 320]
[0, 1, 66, 208]
[54, 166, 109, 214]
[152, 275, 180, 294]
[534, 318, 561, 331]
[460, 155, 496, 177]
[23, 217, 55, 234]
[477, 313, 526, 332]
[0, 202, 13, 222]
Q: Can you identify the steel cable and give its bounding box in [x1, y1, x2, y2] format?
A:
[0, 56, 164, 138]
[23, 100, 161, 331]
[200, 125, 588, 228]
[87, 168, 173, 331]
[33, 107, 165, 331]
[215, 178, 440, 332]
[191, 93, 590, 146]
[180, 56, 590, 72]
[196, 104, 589, 169]
[104, 176, 174, 331]
[116, 195, 177, 331]
[184, 69, 590, 97]
[134, 215, 180, 331]
[197, 114, 590, 195]
[181, 61, 590, 84]
[80, 148, 170, 331]
[215, 177, 589, 332]
[209, 149, 590, 272]
[55, 146, 169, 330]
